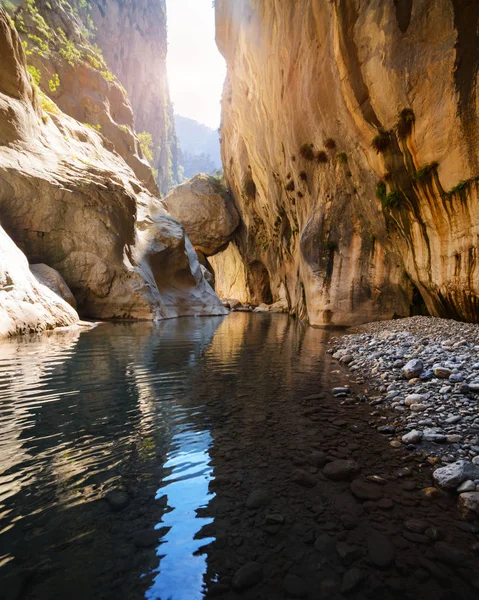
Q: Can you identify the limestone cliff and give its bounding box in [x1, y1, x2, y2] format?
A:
[215, 0, 479, 325]
[0, 7, 226, 322]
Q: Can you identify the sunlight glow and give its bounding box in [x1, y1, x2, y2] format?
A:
[166, 0, 226, 129]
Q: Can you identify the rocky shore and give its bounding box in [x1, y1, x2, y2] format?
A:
[330, 316, 479, 518]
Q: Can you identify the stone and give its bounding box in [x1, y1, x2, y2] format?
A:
[350, 479, 383, 501]
[308, 451, 328, 467]
[457, 480, 476, 492]
[433, 460, 479, 489]
[332, 387, 351, 397]
[132, 530, 160, 548]
[163, 174, 240, 256]
[402, 430, 423, 444]
[410, 404, 427, 412]
[405, 394, 428, 406]
[434, 367, 453, 379]
[422, 428, 447, 443]
[434, 542, 467, 566]
[458, 492, 479, 519]
[323, 460, 360, 481]
[367, 531, 396, 568]
[340, 568, 364, 594]
[282, 573, 308, 598]
[232, 562, 263, 590]
[105, 490, 130, 512]
[339, 354, 354, 365]
[245, 489, 272, 509]
[292, 470, 316, 488]
[402, 359, 424, 379]
[314, 533, 335, 554]
[336, 542, 363, 564]
[405, 519, 428, 533]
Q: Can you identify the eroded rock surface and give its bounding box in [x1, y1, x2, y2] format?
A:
[215, 0, 479, 325]
[0, 8, 226, 322]
[0, 224, 78, 337]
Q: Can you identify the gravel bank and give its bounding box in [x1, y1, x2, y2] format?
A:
[330, 316, 479, 514]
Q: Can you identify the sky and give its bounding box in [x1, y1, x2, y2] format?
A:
[166, 0, 226, 130]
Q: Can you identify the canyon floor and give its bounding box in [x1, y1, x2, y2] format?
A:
[0, 314, 478, 600]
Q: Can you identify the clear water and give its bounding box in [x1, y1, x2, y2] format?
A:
[0, 313, 332, 599]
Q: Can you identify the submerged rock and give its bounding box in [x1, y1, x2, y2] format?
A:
[232, 562, 262, 590]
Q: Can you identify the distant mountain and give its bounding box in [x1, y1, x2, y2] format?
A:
[174, 115, 221, 174]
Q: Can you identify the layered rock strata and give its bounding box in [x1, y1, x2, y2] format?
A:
[215, 0, 479, 325]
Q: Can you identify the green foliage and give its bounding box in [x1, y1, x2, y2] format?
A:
[138, 131, 154, 162]
[443, 177, 479, 198]
[27, 64, 41, 86]
[39, 92, 60, 115]
[316, 150, 328, 163]
[299, 143, 315, 161]
[57, 28, 82, 65]
[371, 132, 391, 153]
[375, 180, 387, 203]
[414, 161, 439, 181]
[396, 108, 415, 139]
[84, 122, 102, 132]
[383, 191, 403, 209]
[324, 138, 336, 150]
[336, 152, 348, 164]
[119, 124, 130, 135]
[48, 73, 60, 92]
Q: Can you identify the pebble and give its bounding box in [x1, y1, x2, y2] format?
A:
[105, 490, 130, 512]
[402, 429, 422, 444]
[350, 479, 383, 501]
[323, 459, 360, 481]
[232, 562, 263, 590]
[246, 489, 272, 509]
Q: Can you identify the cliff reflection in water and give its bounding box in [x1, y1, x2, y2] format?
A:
[0, 314, 331, 599]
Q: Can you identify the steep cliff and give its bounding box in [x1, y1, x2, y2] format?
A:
[0, 7, 226, 321]
[216, 0, 479, 325]
[84, 0, 182, 194]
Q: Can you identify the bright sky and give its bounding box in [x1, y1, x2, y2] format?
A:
[166, 0, 226, 129]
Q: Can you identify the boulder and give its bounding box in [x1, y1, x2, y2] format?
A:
[323, 460, 360, 481]
[30, 264, 77, 308]
[458, 492, 479, 519]
[0, 224, 78, 337]
[163, 173, 240, 256]
[433, 460, 479, 489]
[402, 360, 424, 379]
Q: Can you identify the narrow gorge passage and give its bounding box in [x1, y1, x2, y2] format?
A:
[0, 314, 478, 600]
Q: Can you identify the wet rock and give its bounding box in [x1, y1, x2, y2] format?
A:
[405, 519, 428, 534]
[402, 359, 423, 379]
[434, 366, 453, 379]
[457, 480, 476, 493]
[434, 541, 467, 566]
[266, 514, 285, 525]
[367, 531, 396, 568]
[332, 387, 351, 397]
[458, 492, 479, 519]
[308, 450, 328, 467]
[336, 541, 363, 564]
[433, 460, 479, 489]
[341, 567, 364, 594]
[283, 573, 308, 598]
[350, 479, 383, 501]
[246, 489, 272, 509]
[232, 562, 263, 590]
[105, 490, 130, 512]
[292, 470, 316, 488]
[323, 460, 360, 481]
[314, 533, 335, 554]
[132, 530, 159, 548]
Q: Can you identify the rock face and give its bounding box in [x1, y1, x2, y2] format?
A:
[163, 174, 240, 256]
[85, 0, 182, 194]
[0, 224, 78, 337]
[0, 8, 226, 322]
[215, 0, 479, 325]
[30, 263, 77, 308]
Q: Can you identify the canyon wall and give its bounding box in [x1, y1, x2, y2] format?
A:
[0, 6, 226, 322]
[215, 0, 479, 325]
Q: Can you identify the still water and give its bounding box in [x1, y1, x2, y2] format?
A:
[0, 313, 334, 599]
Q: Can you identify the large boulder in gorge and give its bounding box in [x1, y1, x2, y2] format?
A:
[0, 9, 226, 322]
[30, 264, 77, 309]
[163, 174, 240, 256]
[0, 224, 78, 337]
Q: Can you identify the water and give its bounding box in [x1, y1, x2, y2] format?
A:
[0, 314, 477, 600]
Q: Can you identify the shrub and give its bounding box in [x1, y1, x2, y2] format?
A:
[316, 150, 328, 163]
[324, 137, 336, 150]
[299, 143, 315, 161]
[39, 92, 59, 114]
[48, 73, 60, 92]
[299, 171, 307, 181]
[27, 65, 41, 86]
[376, 180, 387, 203]
[383, 171, 393, 182]
[371, 132, 391, 153]
[414, 161, 439, 181]
[337, 152, 348, 164]
[84, 123, 102, 132]
[396, 108, 415, 139]
[138, 131, 154, 162]
[285, 180, 295, 192]
[383, 191, 402, 209]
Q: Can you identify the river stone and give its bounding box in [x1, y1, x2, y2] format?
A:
[458, 492, 479, 519]
[350, 479, 383, 501]
[434, 366, 453, 379]
[105, 490, 130, 512]
[323, 460, 360, 481]
[367, 531, 396, 568]
[402, 429, 423, 444]
[132, 530, 159, 548]
[422, 428, 446, 443]
[405, 394, 428, 406]
[246, 489, 272, 509]
[341, 568, 364, 593]
[232, 562, 263, 590]
[434, 542, 467, 566]
[283, 573, 308, 598]
[292, 470, 317, 488]
[457, 480, 476, 493]
[433, 460, 479, 489]
[402, 359, 423, 379]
